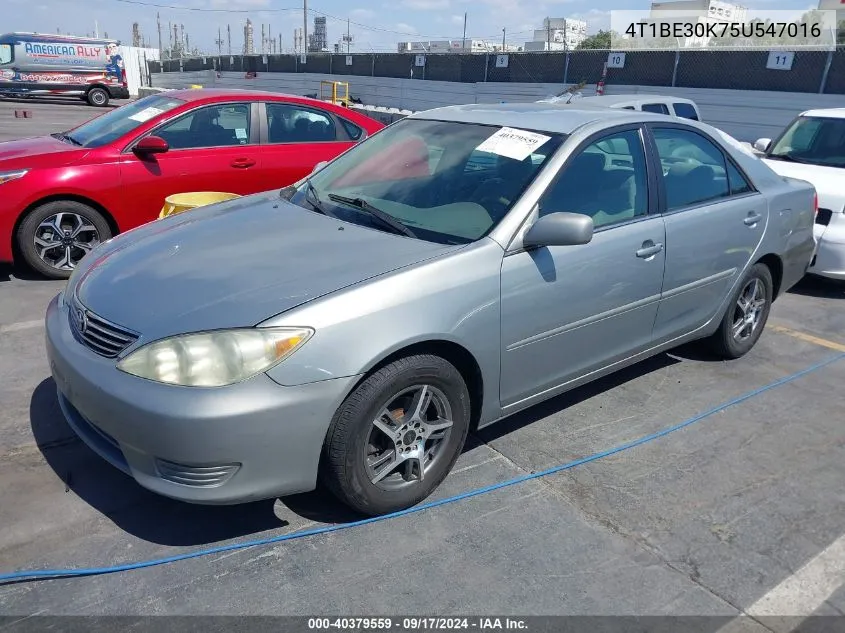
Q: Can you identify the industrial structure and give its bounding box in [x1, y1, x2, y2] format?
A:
[243, 18, 254, 55]
[523, 18, 588, 51]
[308, 16, 328, 52]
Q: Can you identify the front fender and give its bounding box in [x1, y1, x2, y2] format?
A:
[262, 239, 505, 423]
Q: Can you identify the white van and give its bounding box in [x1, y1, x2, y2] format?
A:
[0, 32, 129, 106]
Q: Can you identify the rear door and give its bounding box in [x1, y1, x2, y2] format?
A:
[647, 123, 768, 342]
[118, 101, 261, 224]
[255, 101, 360, 189]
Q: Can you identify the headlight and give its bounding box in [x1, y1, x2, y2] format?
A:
[117, 327, 314, 387]
[0, 169, 28, 185]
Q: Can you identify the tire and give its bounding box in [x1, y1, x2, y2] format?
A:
[17, 200, 112, 280]
[87, 87, 109, 107]
[321, 354, 472, 516]
[707, 262, 773, 359]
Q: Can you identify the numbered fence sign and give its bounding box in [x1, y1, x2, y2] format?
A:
[262, 55, 268, 64]
[415, 54, 426, 67]
[346, 55, 353, 66]
[300, 54, 307, 64]
[766, 51, 794, 71]
[495, 55, 509, 68]
[607, 52, 626, 69]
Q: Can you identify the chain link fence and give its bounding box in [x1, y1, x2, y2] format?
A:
[149, 47, 845, 95]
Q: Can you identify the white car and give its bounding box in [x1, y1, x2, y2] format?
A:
[567, 95, 703, 121]
[753, 108, 845, 281]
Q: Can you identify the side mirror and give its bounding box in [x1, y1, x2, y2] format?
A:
[522, 212, 593, 248]
[133, 135, 169, 156]
[311, 160, 329, 174]
[753, 138, 771, 153]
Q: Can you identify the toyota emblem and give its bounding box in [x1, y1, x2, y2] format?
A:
[75, 308, 87, 334]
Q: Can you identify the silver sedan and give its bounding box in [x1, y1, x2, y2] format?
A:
[45, 103, 816, 516]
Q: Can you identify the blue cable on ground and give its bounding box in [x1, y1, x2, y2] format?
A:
[2, 351, 843, 584]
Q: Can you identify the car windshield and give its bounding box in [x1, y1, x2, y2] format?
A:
[768, 115, 845, 168]
[289, 118, 564, 244]
[61, 95, 185, 148]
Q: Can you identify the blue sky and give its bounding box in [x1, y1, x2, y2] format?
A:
[7, 0, 818, 54]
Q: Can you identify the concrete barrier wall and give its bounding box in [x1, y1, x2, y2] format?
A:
[151, 70, 845, 142]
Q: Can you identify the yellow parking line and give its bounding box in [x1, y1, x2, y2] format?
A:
[769, 323, 845, 353]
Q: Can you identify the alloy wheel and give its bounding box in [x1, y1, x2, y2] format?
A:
[732, 277, 766, 342]
[364, 384, 454, 490]
[33, 212, 101, 272]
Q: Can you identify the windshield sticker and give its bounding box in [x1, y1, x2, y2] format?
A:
[128, 107, 164, 123]
[475, 127, 551, 161]
[235, 128, 248, 140]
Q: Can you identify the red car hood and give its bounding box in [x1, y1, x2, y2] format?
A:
[0, 136, 88, 168]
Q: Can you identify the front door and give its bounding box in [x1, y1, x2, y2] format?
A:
[647, 124, 768, 342]
[500, 126, 667, 408]
[118, 101, 262, 226]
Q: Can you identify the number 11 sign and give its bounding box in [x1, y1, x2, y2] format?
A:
[766, 51, 794, 71]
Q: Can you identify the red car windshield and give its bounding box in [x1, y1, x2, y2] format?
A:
[60, 95, 185, 148]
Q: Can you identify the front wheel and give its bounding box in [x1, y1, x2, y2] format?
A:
[86, 87, 109, 107]
[17, 200, 112, 279]
[321, 354, 471, 516]
[707, 262, 773, 359]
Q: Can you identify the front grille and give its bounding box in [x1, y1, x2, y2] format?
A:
[817, 208, 832, 226]
[69, 299, 139, 358]
[155, 459, 241, 488]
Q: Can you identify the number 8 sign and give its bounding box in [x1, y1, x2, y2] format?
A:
[607, 52, 626, 68]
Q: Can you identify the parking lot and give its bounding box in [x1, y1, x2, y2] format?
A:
[1, 100, 845, 624]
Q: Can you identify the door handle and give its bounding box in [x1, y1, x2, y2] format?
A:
[636, 241, 664, 259]
[231, 158, 256, 168]
[744, 212, 762, 226]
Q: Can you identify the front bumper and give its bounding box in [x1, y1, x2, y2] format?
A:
[45, 293, 358, 504]
[808, 216, 845, 281]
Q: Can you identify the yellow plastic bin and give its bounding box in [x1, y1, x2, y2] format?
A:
[159, 192, 241, 219]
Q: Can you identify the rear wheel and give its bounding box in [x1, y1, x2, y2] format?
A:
[320, 354, 471, 516]
[707, 262, 773, 359]
[17, 200, 112, 279]
[86, 87, 109, 107]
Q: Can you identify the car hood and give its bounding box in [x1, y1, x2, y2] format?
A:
[761, 157, 845, 214]
[72, 193, 460, 340]
[0, 136, 87, 168]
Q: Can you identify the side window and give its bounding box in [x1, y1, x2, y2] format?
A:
[726, 160, 753, 195]
[267, 103, 337, 143]
[339, 117, 364, 141]
[0, 44, 12, 65]
[672, 102, 699, 120]
[539, 129, 648, 229]
[155, 103, 251, 149]
[642, 103, 670, 115]
[653, 127, 730, 210]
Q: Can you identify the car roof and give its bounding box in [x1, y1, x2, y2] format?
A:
[800, 108, 845, 119]
[407, 102, 675, 135]
[161, 88, 330, 105]
[576, 95, 697, 107]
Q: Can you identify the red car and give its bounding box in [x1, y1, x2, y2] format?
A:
[0, 89, 384, 278]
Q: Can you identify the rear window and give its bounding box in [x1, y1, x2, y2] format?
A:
[673, 102, 699, 120]
[642, 103, 671, 115]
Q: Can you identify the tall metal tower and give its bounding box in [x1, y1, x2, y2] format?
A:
[243, 19, 254, 55]
[215, 27, 224, 55]
[132, 22, 142, 47]
[157, 12, 163, 55]
[227, 24, 232, 55]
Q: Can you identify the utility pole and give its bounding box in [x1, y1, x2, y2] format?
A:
[462, 13, 467, 51]
[186, 33, 190, 54]
[279, 33, 282, 53]
[157, 12, 163, 56]
[502, 28, 506, 51]
[268, 25, 272, 53]
[261, 23, 265, 53]
[227, 24, 232, 55]
[546, 17, 550, 51]
[303, 0, 308, 55]
[216, 27, 223, 55]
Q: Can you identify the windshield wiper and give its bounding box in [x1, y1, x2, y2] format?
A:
[303, 180, 336, 218]
[50, 132, 82, 146]
[327, 194, 418, 238]
[766, 153, 811, 164]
